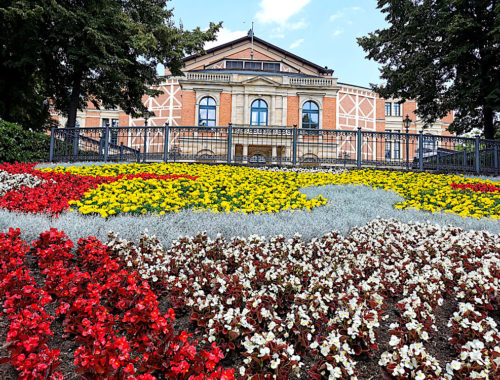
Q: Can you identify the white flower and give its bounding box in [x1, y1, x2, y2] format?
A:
[389, 335, 400, 347]
[415, 371, 425, 380]
[270, 358, 280, 369]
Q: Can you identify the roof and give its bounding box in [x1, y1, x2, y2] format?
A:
[183, 35, 334, 75]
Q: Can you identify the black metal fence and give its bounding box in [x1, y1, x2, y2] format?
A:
[49, 125, 500, 175]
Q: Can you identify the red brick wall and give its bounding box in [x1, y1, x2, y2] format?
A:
[181, 91, 196, 126]
[219, 93, 232, 126]
[287, 96, 299, 126]
[119, 112, 129, 126]
[323, 97, 336, 130]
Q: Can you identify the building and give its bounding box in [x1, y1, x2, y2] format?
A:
[52, 33, 454, 164]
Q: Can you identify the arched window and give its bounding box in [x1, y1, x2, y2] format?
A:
[302, 101, 319, 129]
[250, 99, 268, 126]
[198, 97, 216, 127]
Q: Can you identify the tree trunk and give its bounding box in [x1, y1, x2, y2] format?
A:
[66, 74, 82, 128]
[483, 106, 494, 139]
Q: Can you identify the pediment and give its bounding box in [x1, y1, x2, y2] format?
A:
[240, 76, 281, 86]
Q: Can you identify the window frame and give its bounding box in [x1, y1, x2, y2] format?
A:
[393, 103, 401, 117]
[385, 102, 392, 116]
[250, 99, 268, 126]
[301, 101, 320, 130]
[198, 96, 217, 127]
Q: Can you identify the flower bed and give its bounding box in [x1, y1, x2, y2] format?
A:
[107, 219, 500, 379]
[0, 162, 498, 219]
[0, 228, 234, 379]
[451, 182, 500, 193]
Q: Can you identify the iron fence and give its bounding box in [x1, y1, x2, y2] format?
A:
[50, 125, 500, 175]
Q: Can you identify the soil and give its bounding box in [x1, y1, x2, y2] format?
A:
[0, 253, 495, 379]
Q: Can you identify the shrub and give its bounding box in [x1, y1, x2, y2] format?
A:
[0, 120, 51, 163]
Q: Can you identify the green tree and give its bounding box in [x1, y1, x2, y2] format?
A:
[0, 0, 221, 129]
[358, 0, 500, 139]
[0, 3, 54, 131]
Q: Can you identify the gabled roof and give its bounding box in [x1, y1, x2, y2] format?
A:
[183, 35, 334, 75]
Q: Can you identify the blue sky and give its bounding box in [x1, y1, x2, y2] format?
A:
[168, 0, 388, 88]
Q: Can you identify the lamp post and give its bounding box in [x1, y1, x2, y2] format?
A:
[403, 114, 411, 134]
[403, 114, 411, 169]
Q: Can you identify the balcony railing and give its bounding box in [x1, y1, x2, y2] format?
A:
[289, 77, 336, 87]
[184, 72, 232, 82]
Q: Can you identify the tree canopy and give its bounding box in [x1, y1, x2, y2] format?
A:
[0, 0, 221, 130]
[358, 0, 500, 139]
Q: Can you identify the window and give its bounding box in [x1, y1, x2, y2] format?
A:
[226, 60, 243, 69]
[385, 102, 392, 116]
[385, 141, 391, 159]
[102, 118, 119, 145]
[245, 61, 262, 70]
[263, 62, 280, 72]
[393, 103, 401, 117]
[302, 101, 319, 129]
[250, 99, 268, 126]
[394, 141, 400, 159]
[198, 97, 216, 127]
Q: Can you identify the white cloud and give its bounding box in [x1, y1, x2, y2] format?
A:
[332, 28, 344, 37]
[204, 28, 247, 50]
[329, 6, 364, 22]
[329, 11, 345, 22]
[289, 38, 305, 49]
[256, 0, 311, 25]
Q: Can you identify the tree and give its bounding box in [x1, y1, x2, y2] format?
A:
[0, 3, 55, 131]
[0, 0, 221, 129]
[357, 0, 500, 139]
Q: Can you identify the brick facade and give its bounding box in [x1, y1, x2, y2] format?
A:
[54, 35, 453, 146]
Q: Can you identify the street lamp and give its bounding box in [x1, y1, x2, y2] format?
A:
[403, 114, 412, 170]
[403, 114, 411, 134]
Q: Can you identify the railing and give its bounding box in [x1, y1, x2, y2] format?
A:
[289, 77, 337, 87]
[50, 125, 500, 175]
[184, 72, 232, 82]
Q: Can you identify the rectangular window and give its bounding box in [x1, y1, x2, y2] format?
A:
[263, 62, 280, 72]
[226, 60, 243, 69]
[385, 102, 392, 116]
[394, 141, 400, 159]
[393, 103, 401, 117]
[244, 61, 262, 70]
[385, 141, 392, 159]
[102, 118, 119, 145]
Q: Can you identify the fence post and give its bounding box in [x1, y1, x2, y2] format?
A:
[103, 123, 110, 162]
[494, 142, 499, 176]
[49, 127, 55, 162]
[405, 126, 410, 170]
[475, 136, 480, 174]
[72, 128, 79, 158]
[436, 150, 440, 171]
[137, 148, 141, 163]
[356, 127, 362, 168]
[292, 124, 298, 166]
[418, 131, 423, 170]
[463, 148, 467, 170]
[163, 121, 169, 163]
[227, 123, 233, 164]
[143, 120, 148, 163]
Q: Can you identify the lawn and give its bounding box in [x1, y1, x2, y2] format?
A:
[0, 162, 498, 379]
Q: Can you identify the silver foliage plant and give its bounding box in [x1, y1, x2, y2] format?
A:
[0, 184, 498, 247]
